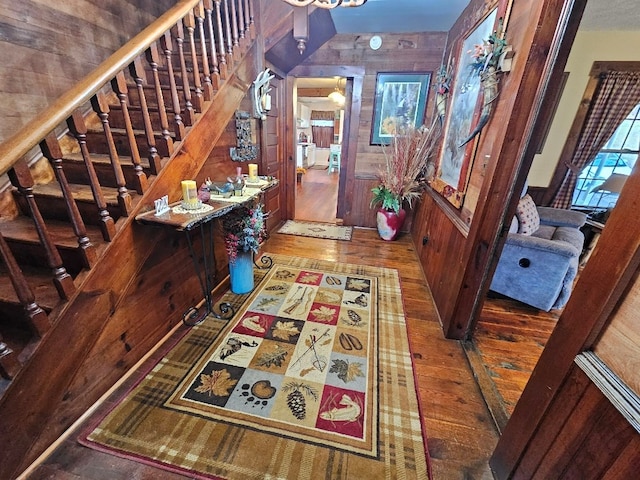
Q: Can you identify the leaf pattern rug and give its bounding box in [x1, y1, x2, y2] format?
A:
[79, 254, 430, 479]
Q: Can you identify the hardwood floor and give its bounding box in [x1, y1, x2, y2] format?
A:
[468, 295, 559, 432]
[25, 229, 501, 479]
[295, 166, 340, 223]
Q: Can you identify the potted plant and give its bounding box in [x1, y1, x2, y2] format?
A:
[371, 121, 440, 240]
[221, 203, 267, 294]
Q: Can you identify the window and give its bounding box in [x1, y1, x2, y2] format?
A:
[572, 104, 639, 210]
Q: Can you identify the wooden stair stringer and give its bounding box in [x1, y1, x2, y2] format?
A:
[0, 42, 260, 480]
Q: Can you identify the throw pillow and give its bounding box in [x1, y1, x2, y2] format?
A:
[516, 194, 540, 235]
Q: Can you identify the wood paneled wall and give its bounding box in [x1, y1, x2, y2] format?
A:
[0, 0, 175, 143]
[299, 32, 447, 228]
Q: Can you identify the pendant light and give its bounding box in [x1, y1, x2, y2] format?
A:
[328, 78, 346, 106]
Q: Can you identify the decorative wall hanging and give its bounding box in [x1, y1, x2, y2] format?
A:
[252, 69, 275, 120]
[431, 1, 513, 209]
[230, 111, 258, 162]
[370, 72, 431, 145]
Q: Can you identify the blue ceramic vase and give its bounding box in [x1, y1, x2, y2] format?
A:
[229, 250, 254, 294]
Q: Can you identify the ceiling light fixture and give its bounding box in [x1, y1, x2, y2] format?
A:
[289, 0, 368, 54]
[328, 78, 346, 106]
[283, 0, 367, 8]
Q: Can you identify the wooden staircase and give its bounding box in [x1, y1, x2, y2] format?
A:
[0, 1, 258, 461]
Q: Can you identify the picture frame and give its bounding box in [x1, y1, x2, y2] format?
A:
[430, 7, 498, 208]
[370, 72, 431, 145]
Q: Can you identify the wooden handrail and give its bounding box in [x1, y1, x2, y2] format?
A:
[0, 0, 200, 178]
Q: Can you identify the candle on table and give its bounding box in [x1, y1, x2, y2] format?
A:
[181, 180, 198, 207]
[248, 163, 258, 182]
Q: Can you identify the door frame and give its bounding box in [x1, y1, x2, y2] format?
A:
[287, 65, 364, 223]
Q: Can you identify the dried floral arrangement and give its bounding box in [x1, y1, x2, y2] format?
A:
[221, 203, 267, 263]
[370, 119, 441, 214]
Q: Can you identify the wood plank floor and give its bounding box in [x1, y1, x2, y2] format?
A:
[25, 228, 501, 479]
[469, 294, 559, 432]
[295, 166, 339, 223]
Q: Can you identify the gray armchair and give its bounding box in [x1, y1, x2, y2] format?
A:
[489, 199, 587, 311]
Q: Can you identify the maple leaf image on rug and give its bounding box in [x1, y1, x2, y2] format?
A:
[195, 369, 238, 397]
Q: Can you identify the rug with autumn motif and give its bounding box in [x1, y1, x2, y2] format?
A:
[79, 254, 430, 480]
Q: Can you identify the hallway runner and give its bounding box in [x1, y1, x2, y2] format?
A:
[79, 254, 430, 479]
[277, 220, 353, 241]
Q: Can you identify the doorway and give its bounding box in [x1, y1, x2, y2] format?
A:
[294, 76, 345, 223]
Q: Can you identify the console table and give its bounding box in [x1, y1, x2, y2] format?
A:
[135, 178, 277, 326]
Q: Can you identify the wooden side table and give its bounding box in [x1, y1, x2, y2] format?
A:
[580, 218, 604, 268]
[135, 178, 277, 326]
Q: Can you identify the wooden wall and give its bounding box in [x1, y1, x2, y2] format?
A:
[299, 31, 447, 228]
[0, 0, 176, 144]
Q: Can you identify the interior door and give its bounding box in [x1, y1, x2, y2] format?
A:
[262, 75, 284, 232]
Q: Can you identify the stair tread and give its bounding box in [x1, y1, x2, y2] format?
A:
[86, 126, 175, 138]
[0, 217, 104, 249]
[63, 152, 139, 167]
[0, 264, 63, 311]
[31, 181, 127, 204]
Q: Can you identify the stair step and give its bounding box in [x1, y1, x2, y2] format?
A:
[124, 86, 198, 125]
[0, 217, 103, 275]
[61, 152, 162, 191]
[84, 126, 173, 159]
[12, 181, 134, 226]
[0, 263, 63, 316]
[104, 104, 181, 134]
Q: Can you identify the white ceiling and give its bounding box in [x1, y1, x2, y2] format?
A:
[328, 0, 639, 34]
[297, 0, 639, 91]
[329, 0, 470, 33]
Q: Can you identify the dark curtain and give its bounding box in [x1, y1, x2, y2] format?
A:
[312, 126, 334, 148]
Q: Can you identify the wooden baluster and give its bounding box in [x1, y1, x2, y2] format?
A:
[66, 111, 116, 242]
[40, 134, 97, 269]
[171, 22, 197, 123]
[7, 160, 75, 303]
[145, 44, 176, 152]
[194, 2, 214, 100]
[222, 0, 234, 67]
[91, 92, 132, 216]
[183, 12, 205, 109]
[236, 0, 246, 51]
[214, 1, 228, 79]
[0, 338, 21, 379]
[203, 0, 222, 88]
[229, 0, 240, 58]
[0, 232, 50, 338]
[247, 0, 255, 40]
[158, 32, 189, 136]
[126, 62, 163, 175]
[111, 72, 151, 190]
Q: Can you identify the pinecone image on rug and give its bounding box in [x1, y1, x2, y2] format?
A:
[282, 382, 318, 420]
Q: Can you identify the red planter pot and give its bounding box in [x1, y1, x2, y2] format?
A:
[376, 208, 406, 241]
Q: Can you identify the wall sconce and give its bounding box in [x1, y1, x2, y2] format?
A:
[252, 69, 275, 120]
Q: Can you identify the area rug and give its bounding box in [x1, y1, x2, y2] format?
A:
[79, 254, 430, 479]
[277, 220, 353, 241]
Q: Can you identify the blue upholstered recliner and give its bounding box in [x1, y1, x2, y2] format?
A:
[489, 194, 587, 311]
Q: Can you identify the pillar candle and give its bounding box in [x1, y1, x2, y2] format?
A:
[248, 163, 258, 181]
[181, 180, 198, 206]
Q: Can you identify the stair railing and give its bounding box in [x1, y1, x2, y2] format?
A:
[0, 0, 254, 344]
